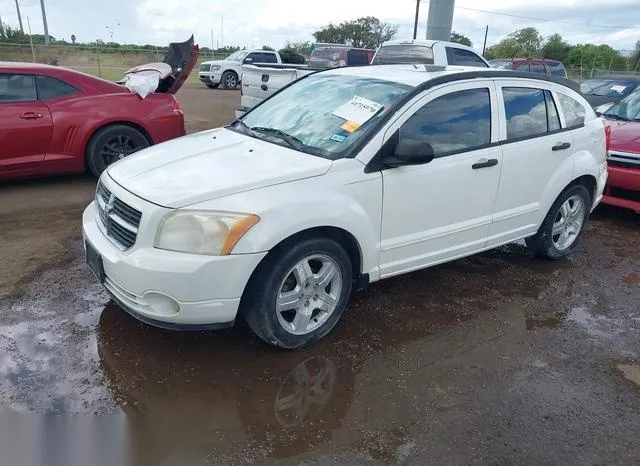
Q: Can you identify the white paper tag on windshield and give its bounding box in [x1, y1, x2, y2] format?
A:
[611, 85, 627, 93]
[332, 96, 384, 126]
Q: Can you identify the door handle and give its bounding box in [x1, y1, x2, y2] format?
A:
[552, 142, 571, 151]
[19, 112, 43, 120]
[472, 158, 499, 169]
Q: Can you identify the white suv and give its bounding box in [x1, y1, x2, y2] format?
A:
[371, 39, 490, 68]
[83, 65, 608, 349]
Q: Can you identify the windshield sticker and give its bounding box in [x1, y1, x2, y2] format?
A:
[330, 134, 348, 143]
[611, 85, 627, 93]
[332, 95, 384, 126]
[341, 120, 361, 133]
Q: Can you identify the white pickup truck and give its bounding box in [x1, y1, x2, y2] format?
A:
[199, 50, 305, 90]
[236, 64, 320, 118]
[236, 39, 491, 118]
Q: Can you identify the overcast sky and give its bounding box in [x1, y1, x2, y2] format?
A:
[1, 0, 639, 52]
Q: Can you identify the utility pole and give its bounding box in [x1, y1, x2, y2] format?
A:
[482, 25, 488, 56]
[39, 0, 49, 45]
[413, 0, 420, 40]
[426, 0, 455, 41]
[221, 16, 224, 48]
[15, 0, 24, 33]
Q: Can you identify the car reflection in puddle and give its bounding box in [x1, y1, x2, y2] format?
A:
[96, 303, 356, 463]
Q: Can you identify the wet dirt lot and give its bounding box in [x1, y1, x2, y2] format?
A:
[1, 85, 640, 465]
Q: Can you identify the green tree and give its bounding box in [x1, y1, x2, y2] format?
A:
[261, 45, 275, 51]
[0, 23, 28, 43]
[279, 41, 313, 56]
[566, 44, 626, 71]
[450, 32, 472, 47]
[632, 40, 640, 71]
[542, 34, 571, 62]
[485, 27, 542, 59]
[313, 16, 397, 49]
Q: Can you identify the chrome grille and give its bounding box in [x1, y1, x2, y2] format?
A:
[608, 151, 640, 168]
[95, 181, 141, 249]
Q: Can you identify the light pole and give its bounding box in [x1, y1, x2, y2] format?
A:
[39, 0, 49, 44]
[413, 0, 420, 40]
[426, 0, 455, 41]
[15, 0, 24, 33]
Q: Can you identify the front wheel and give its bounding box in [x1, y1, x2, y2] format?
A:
[243, 238, 353, 349]
[526, 184, 591, 259]
[86, 125, 150, 178]
[221, 71, 238, 90]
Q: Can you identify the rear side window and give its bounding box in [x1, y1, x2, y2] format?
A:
[373, 45, 434, 65]
[446, 47, 489, 67]
[503, 87, 554, 139]
[260, 53, 278, 64]
[515, 62, 530, 71]
[529, 62, 546, 74]
[0, 74, 37, 103]
[557, 93, 586, 128]
[400, 88, 492, 157]
[36, 75, 78, 100]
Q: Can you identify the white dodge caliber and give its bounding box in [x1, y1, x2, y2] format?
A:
[83, 65, 608, 348]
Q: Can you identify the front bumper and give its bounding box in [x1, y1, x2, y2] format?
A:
[199, 73, 222, 85]
[602, 164, 640, 212]
[82, 200, 267, 328]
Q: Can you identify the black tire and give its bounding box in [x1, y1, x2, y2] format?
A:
[221, 70, 238, 90]
[242, 237, 353, 349]
[526, 184, 592, 260]
[86, 125, 150, 177]
[205, 83, 219, 89]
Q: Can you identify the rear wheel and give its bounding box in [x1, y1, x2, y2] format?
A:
[86, 125, 150, 177]
[243, 237, 353, 349]
[221, 70, 238, 90]
[526, 184, 591, 259]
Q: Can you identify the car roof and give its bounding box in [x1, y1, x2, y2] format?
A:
[0, 61, 62, 71]
[321, 64, 579, 91]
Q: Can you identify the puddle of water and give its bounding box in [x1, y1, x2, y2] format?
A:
[617, 364, 640, 387]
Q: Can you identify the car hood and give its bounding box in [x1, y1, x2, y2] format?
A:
[107, 128, 332, 208]
[583, 94, 618, 108]
[120, 35, 199, 94]
[606, 119, 640, 153]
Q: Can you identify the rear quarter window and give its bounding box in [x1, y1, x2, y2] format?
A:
[557, 93, 586, 128]
[36, 75, 78, 100]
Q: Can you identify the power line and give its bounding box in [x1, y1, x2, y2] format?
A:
[455, 5, 640, 30]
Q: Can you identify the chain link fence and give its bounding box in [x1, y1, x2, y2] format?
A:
[567, 68, 640, 83]
[0, 42, 229, 83]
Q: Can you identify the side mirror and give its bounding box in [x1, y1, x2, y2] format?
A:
[243, 57, 253, 65]
[384, 138, 435, 168]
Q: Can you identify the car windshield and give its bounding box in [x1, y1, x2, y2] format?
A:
[226, 51, 248, 61]
[580, 79, 637, 97]
[603, 89, 640, 121]
[372, 45, 434, 65]
[235, 74, 413, 159]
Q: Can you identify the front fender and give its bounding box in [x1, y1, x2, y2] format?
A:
[197, 171, 383, 280]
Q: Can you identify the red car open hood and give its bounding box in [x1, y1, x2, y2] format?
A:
[121, 35, 199, 94]
[607, 119, 640, 154]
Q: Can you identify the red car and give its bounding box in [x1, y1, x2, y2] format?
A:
[601, 89, 640, 213]
[0, 36, 198, 180]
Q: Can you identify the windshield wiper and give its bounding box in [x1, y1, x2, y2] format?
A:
[604, 113, 629, 121]
[250, 127, 304, 150]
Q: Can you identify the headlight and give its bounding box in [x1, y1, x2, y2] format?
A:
[155, 211, 259, 255]
[211, 65, 221, 71]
